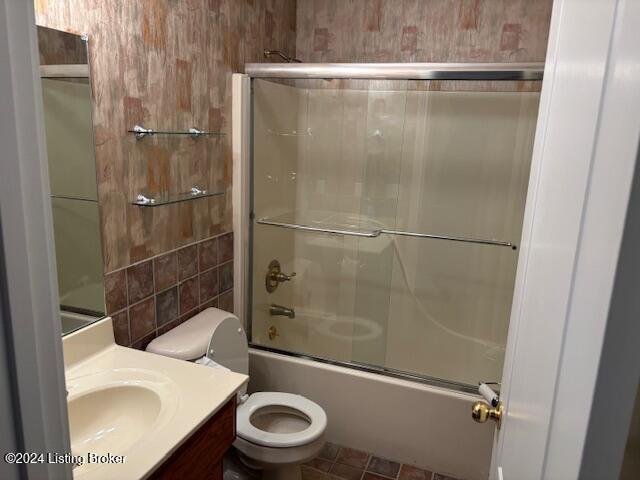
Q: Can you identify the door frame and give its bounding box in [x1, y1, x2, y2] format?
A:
[0, 1, 71, 479]
[493, 0, 640, 478]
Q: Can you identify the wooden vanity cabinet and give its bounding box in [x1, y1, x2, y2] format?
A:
[150, 398, 236, 480]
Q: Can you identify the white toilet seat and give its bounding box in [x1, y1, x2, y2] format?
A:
[236, 392, 327, 448]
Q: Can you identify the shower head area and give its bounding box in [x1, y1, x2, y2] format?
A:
[240, 63, 542, 392]
[264, 49, 302, 63]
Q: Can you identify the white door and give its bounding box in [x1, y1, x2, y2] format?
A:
[485, 0, 640, 478]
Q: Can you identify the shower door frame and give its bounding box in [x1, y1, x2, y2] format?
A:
[236, 62, 544, 395]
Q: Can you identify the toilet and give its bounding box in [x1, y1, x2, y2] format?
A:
[146, 307, 327, 473]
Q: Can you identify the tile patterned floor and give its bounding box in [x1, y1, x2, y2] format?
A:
[301, 443, 462, 480]
[222, 443, 463, 480]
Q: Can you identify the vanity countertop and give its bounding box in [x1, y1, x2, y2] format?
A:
[63, 317, 248, 480]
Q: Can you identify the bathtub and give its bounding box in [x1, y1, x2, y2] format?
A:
[247, 348, 494, 480]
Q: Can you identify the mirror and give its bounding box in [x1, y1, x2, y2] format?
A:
[36, 26, 106, 335]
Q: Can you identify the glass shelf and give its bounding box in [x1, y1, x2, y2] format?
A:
[128, 125, 225, 139]
[132, 188, 224, 207]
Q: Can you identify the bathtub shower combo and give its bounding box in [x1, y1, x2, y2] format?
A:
[241, 63, 543, 394]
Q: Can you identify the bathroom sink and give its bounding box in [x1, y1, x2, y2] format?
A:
[66, 368, 180, 476]
[62, 319, 248, 479]
[68, 384, 162, 458]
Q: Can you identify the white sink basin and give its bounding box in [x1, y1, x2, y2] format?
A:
[69, 385, 161, 457]
[66, 368, 179, 477]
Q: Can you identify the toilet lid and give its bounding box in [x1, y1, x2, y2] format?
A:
[236, 392, 327, 448]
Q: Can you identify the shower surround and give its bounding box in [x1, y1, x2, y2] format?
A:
[240, 2, 552, 475]
[35, 0, 552, 346]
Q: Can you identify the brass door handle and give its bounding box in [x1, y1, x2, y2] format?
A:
[472, 401, 504, 429]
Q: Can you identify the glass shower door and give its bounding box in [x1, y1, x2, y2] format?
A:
[250, 76, 540, 389]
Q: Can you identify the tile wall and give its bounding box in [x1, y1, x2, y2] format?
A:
[104, 232, 234, 350]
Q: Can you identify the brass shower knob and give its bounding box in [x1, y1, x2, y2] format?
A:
[266, 259, 296, 293]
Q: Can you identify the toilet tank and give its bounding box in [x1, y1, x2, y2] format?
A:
[146, 307, 249, 378]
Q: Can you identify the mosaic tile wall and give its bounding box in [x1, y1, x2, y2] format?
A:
[104, 232, 234, 349]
